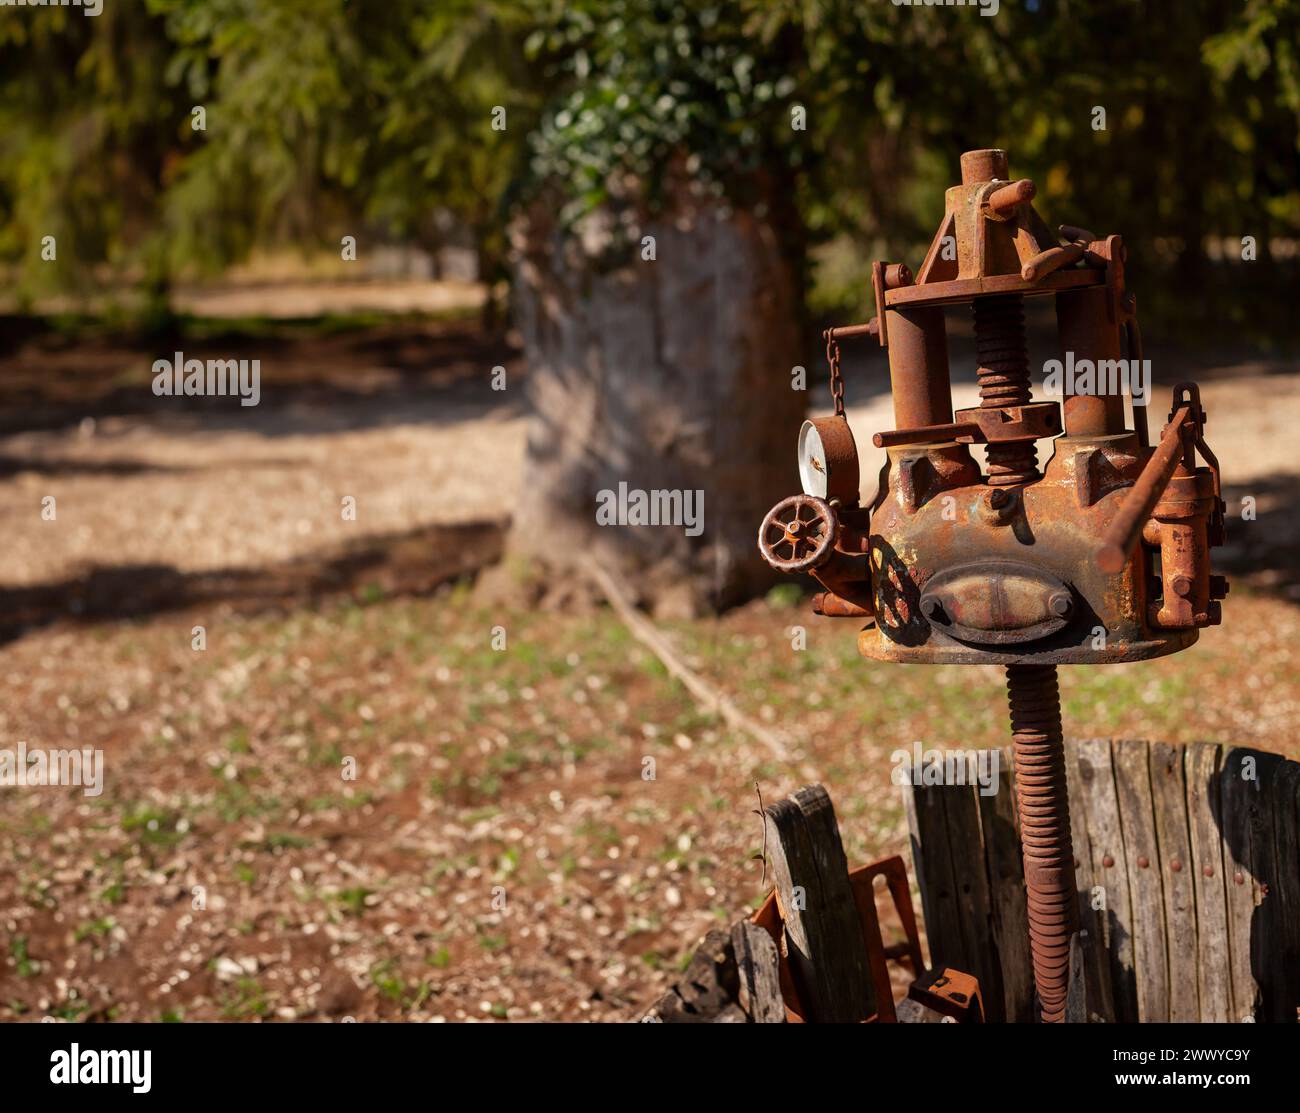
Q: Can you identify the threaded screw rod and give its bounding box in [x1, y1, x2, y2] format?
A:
[974, 294, 1040, 486]
[1005, 663, 1077, 1022]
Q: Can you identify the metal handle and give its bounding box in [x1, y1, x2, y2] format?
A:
[1096, 405, 1193, 573]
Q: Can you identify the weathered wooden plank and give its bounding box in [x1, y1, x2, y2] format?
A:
[1064, 932, 1087, 1023]
[645, 928, 738, 1022]
[730, 921, 785, 1023]
[1074, 737, 1138, 1022]
[763, 784, 874, 1022]
[978, 747, 1034, 1023]
[1248, 751, 1287, 1021]
[1185, 742, 1232, 1022]
[1064, 740, 1111, 1023]
[939, 768, 1004, 1021]
[1219, 747, 1262, 1021]
[1268, 758, 1300, 1023]
[1149, 741, 1199, 1021]
[1114, 739, 1169, 1021]
[905, 758, 969, 972]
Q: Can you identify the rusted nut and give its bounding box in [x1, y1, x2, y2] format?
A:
[1171, 574, 1193, 598]
[1103, 854, 1115, 868]
[884, 263, 913, 289]
[1206, 601, 1223, 626]
[1137, 855, 1150, 869]
[981, 486, 1017, 525]
[1048, 592, 1074, 619]
[1209, 574, 1230, 599]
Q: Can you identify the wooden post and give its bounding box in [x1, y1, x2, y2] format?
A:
[763, 784, 876, 1022]
[1074, 738, 1139, 1022]
[1185, 742, 1233, 1022]
[1268, 760, 1300, 1022]
[978, 751, 1034, 1022]
[1150, 741, 1199, 1021]
[1220, 747, 1262, 1020]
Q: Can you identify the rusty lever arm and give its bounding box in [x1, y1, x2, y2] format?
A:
[1096, 405, 1193, 573]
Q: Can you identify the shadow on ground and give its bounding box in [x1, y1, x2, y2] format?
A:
[0, 518, 506, 645]
[0, 317, 523, 438]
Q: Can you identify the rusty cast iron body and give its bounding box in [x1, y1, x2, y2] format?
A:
[758, 149, 1226, 1023]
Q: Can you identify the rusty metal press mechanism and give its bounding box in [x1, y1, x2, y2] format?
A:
[758, 149, 1227, 1022]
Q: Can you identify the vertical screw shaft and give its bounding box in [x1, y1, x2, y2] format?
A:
[974, 293, 1040, 486]
[1005, 663, 1077, 1022]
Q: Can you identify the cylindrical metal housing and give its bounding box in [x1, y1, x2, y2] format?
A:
[885, 306, 954, 431]
[1056, 286, 1128, 437]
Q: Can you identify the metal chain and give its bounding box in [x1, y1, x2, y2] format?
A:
[825, 333, 845, 417]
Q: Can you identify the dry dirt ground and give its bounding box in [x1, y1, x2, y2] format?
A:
[0, 309, 1297, 1022]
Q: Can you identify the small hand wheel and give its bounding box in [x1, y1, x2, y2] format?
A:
[758, 494, 838, 573]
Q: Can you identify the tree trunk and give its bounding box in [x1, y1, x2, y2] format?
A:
[502, 187, 806, 617]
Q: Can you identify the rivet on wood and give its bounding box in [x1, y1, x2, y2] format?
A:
[1137, 855, 1150, 869]
[1234, 872, 1244, 886]
[1203, 865, 1214, 878]
[1102, 854, 1114, 868]
[1170, 859, 1182, 872]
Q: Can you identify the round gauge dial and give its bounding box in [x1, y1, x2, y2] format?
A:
[797, 416, 860, 503]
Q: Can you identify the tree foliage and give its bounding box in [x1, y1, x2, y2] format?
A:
[0, 0, 1296, 335]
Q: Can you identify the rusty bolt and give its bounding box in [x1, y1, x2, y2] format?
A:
[1171, 574, 1193, 598]
[884, 263, 913, 289]
[1049, 592, 1074, 619]
[1102, 854, 1114, 868]
[1209, 574, 1230, 599]
[1138, 855, 1150, 869]
[982, 487, 1016, 524]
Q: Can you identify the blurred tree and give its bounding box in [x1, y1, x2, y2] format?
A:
[0, 0, 542, 332]
[0, 2, 190, 320]
[362, 1, 543, 331]
[148, 0, 544, 332]
[496, 0, 809, 614]
[1, 0, 1295, 338]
